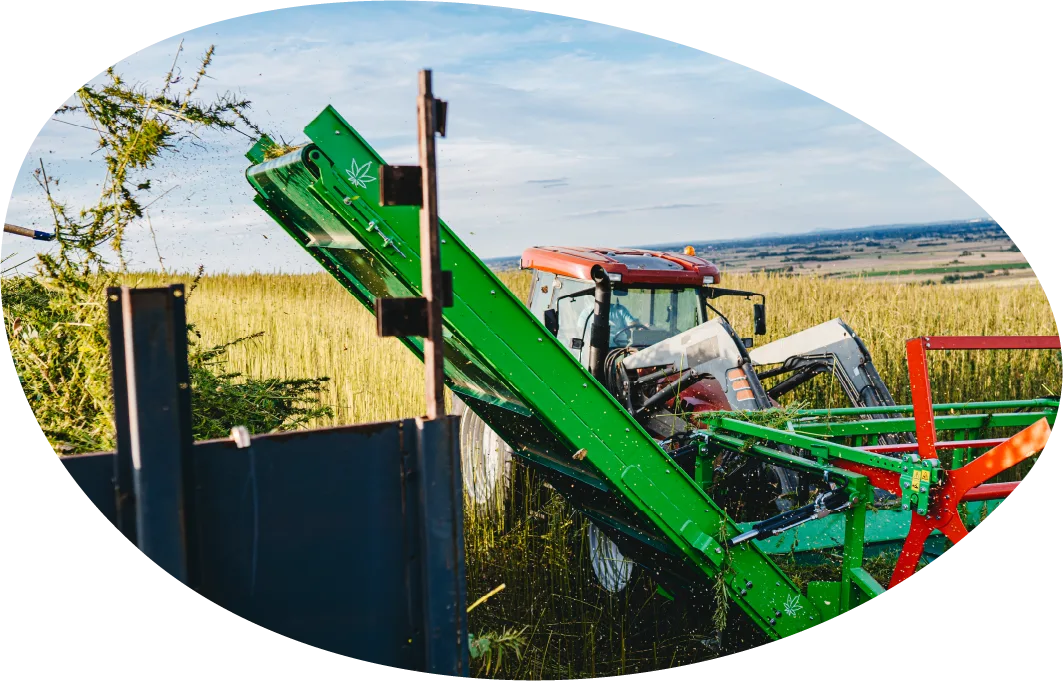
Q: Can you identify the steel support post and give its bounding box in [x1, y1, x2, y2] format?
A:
[117, 285, 196, 584]
[106, 288, 137, 542]
[414, 416, 469, 676]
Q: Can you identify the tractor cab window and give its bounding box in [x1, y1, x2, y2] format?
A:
[556, 276, 596, 353]
[604, 286, 703, 347]
[569, 285, 704, 352]
[548, 276, 705, 362]
[527, 269, 557, 321]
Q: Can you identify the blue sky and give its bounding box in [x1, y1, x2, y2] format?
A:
[2, 1, 987, 274]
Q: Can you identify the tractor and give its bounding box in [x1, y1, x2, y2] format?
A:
[455, 245, 903, 591]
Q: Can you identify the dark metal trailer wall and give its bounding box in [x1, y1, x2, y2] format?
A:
[62, 285, 469, 676]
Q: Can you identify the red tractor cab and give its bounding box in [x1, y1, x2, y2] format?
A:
[519, 245, 769, 420]
[520, 246, 764, 365]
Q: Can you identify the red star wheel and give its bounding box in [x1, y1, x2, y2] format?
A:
[836, 418, 1050, 588]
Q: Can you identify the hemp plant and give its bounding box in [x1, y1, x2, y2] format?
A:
[2, 42, 331, 454]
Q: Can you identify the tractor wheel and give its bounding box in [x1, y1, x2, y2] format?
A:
[454, 397, 514, 514]
[587, 523, 636, 593]
[709, 454, 802, 522]
[771, 465, 798, 512]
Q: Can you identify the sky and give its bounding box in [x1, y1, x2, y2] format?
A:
[1, 1, 988, 274]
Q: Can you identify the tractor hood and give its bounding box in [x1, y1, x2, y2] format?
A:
[622, 318, 771, 409]
[749, 318, 856, 366]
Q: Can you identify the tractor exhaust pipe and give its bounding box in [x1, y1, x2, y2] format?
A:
[588, 265, 612, 384]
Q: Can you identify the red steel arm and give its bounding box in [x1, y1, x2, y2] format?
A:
[906, 337, 938, 461]
[921, 336, 1060, 351]
[862, 438, 1008, 455]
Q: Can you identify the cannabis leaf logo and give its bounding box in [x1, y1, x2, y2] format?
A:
[783, 594, 803, 617]
[346, 158, 376, 189]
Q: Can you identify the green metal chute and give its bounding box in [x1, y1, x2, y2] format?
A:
[245, 105, 822, 639]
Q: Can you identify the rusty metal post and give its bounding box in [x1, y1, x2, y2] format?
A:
[417, 70, 445, 420]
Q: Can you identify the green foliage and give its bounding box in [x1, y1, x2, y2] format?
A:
[3, 275, 114, 452]
[775, 550, 904, 592]
[684, 402, 808, 456]
[711, 521, 731, 633]
[261, 141, 303, 160]
[48, 43, 261, 263]
[2, 44, 330, 455]
[464, 472, 716, 678]
[469, 626, 528, 678]
[186, 328, 331, 440]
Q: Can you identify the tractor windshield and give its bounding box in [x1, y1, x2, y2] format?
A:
[570, 285, 705, 350]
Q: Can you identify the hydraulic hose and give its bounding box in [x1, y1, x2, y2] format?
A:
[634, 369, 700, 417]
[603, 347, 636, 413]
[728, 488, 851, 547]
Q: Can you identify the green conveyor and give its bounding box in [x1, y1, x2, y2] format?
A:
[244, 105, 823, 639]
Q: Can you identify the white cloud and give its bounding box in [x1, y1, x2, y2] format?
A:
[3, 2, 987, 271]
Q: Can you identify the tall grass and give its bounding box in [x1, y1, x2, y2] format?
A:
[148, 270, 1059, 423]
[130, 271, 426, 425]
[718, 273, 1060, 405]
[130, 269, 1059, 677]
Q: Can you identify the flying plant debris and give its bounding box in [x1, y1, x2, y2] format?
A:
[261, 140, 304, 160]
[244, 103, 1058, 646]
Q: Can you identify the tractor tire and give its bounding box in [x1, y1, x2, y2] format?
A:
[454, 397, 514, 514]
[587, 523, 637, 594]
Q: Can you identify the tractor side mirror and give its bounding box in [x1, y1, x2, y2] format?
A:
[543, 309, 559, 337]
[753, 303, 767, 336]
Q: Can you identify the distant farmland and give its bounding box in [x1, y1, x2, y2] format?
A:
[857, 262, 1031, 277]
[488, 219, 1035, 287]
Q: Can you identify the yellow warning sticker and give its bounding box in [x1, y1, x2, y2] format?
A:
[920, 470, 931, 483]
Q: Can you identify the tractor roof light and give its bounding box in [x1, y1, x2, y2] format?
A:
[608, 272, 623, 282]
[703, 275, 716, 286]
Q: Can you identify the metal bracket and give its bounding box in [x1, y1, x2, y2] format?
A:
[433, 98, 448, 137]
[376, 274, 454, 338]
[377, 297, 429, 337]
[380, 165, 423, 206]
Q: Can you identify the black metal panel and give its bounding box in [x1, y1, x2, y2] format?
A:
[433, 99, 448, 137]
[189, 421, 428, 671]
[62, 286, 469, 675]
[379, 164, 423, 206]
[62, 452, 118, 523]
[441, 270, 454, 308]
